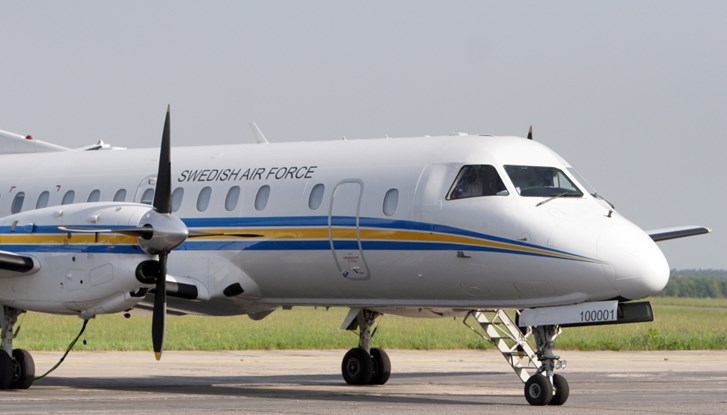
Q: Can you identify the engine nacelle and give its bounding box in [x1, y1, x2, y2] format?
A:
[0, 202, 169, 316]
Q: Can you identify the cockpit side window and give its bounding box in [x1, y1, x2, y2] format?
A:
[447, 165, 509, 200]
[504, 165, 583, 197]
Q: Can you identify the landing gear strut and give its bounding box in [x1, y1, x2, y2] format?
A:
[1, 306, 35, 389]
[525, 325, 569, 406]
[340, 309, 391, 385]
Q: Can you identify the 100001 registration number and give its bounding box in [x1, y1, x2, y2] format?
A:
[580, 308, 616, 323]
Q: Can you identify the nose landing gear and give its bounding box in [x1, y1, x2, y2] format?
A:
[524, 325, 569, 405]
[465, 310, 569, 406]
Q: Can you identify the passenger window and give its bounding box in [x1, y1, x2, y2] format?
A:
[88, 189, 101, 202]
[225, 186, 240, 212]
[141, 188, 155, 205]
[308, 183, 325, 210]
[254, 185, 270, 211]
[36, 191, 50, 209]
[61, 190, 75, 205]
[114, 189, 127, 202]
[447, 165, 509, 200]
[11, 192, 25, 214]
[197, 186, 212, 211]
[383, 188, 399, 216]
[171, 187, 184, 212]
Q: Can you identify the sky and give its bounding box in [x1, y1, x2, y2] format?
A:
[0, 1, 723, 269]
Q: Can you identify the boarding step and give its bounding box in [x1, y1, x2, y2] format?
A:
[464, 309, 541, 383]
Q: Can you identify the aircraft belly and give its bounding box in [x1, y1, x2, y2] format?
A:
[236, 248, 611, 308]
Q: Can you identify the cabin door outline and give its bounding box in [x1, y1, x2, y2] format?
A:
[328, 179, 370, 280]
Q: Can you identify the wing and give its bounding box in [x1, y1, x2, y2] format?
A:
[646, 226, 711, 242]
[0, 129, 70, 154]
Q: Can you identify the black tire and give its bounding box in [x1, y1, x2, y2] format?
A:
[548, 374, 569, 406]
[0, 351, 11, 389]
[369, 348, 391, 385]
[524, 375, 553, 406]
[341, 348, 373, 385]
[10, 349, 35, 389]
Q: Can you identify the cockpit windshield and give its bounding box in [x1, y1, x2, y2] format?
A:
[504, 165, 583, 198]
[447, 165, 509, 200]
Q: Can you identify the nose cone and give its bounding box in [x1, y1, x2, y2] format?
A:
[598, 221, 670, 299]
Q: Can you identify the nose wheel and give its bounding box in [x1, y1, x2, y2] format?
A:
[525, 325, 570, 405]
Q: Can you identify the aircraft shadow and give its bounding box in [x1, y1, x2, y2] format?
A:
[33, 371, 516, 407]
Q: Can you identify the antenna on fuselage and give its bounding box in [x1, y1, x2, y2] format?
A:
[527, 125, 533, 140]
[250, 123, 269, 144]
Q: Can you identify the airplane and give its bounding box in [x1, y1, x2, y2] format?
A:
[0, 109, 710, 405]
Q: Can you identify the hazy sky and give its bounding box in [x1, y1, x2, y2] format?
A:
[0, 1, 723, 269]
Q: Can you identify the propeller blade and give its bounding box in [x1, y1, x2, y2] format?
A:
[527, 125, 533, 140]
[151, 106, 172, 361]
[153, 105, 172, 214]
[187, 230, 263, 238]
[152, 251, 167, 361]
[58, 225, 154, 239]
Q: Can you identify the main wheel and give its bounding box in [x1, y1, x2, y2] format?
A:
[524, 375, 553, 406]
[548, 374, 569, 406]
[0, 352, 11, 389]
[369, 348, 391, 385]
[341, 348, 373, 385]
[10, 349, 35, 389]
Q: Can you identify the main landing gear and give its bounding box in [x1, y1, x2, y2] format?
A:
[0, 306, 35, 389]
[340, 309, 391, 385]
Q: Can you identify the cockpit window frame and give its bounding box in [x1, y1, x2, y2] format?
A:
[504, 165, 584, 198]
[446, 165, 510, 201]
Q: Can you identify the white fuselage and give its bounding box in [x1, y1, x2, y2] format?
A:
[0, 135, 669, 316]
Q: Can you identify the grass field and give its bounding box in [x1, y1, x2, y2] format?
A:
[11, 297, 727, 352]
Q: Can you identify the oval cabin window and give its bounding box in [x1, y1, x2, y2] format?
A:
[114, 189, 127, 202]
[308, 183, 325, 210]
[255, 185, 270, 211]
[36, 191, 50, 209]
[171, 187, 184, 212]
[88, 189, 101, 202]
[61, 190, 75, 205]
[197, 186, 212, 212]
[225, 186, 240, 212]
[383, 188, 399, 216]
[11, 192, 25, 214]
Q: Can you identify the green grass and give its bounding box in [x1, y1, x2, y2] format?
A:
[11, 297, 727, 352]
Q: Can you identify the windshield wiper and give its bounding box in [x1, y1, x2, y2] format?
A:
[536, 192, 580, 207]
[591, 193, 615, 209]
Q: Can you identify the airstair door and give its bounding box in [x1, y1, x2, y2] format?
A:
[328, 180, 370, 280]
[134, 175, 157, 205]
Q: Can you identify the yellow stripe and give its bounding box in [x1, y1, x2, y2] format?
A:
[191, 227, 587, 261]
[0, 226, 589, 262]
[0, 234, 137, 244]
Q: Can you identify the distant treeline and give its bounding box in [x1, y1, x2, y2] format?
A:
[658, 269, 727, 298]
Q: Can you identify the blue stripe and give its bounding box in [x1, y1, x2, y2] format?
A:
[181, 215, 579, 257]
[0, 244, 142, 254]
[0, 215, 590, 261]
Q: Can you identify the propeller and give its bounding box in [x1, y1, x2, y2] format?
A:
[57, 106, 260, 359]
[151, 105, 173, 361]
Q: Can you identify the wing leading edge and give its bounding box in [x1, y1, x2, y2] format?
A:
[647, 226, 711, 242]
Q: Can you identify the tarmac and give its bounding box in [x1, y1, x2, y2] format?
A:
[1, 350, 726, 414]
